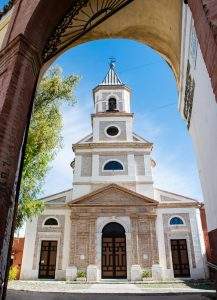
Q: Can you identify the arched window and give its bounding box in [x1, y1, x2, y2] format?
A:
[170, 217, 184, 225]
[103, 160, 124, 171]
[108, 98, 117, 111]
[44, 218, 58, 226]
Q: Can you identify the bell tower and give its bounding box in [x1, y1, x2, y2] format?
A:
[93, 60, 131, 114]
[92, 61, 133, 143]
[72, 61, 154, 200]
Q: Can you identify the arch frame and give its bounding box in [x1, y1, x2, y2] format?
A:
[169, 215, 185, 226]
[43, 216, 59, 227]
[102, 159, 125, 172]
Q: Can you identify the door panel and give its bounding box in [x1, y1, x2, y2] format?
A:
[171, 239, 190, 277]
[39, 241, 57, 279]
[102, 236, 127, 279]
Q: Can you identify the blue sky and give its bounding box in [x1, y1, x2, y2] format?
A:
[0, 1, 202, 200]
[0, 0, 7, 9]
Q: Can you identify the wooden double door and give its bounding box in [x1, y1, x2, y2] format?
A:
[171, 239, 190, 277]
[38, 241, 57, 279]
[102, 236, 127, 279]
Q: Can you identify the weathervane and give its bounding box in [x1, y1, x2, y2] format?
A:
[109, 57, 116, 68]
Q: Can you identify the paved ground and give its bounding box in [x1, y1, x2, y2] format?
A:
[6, 280, 216, 300]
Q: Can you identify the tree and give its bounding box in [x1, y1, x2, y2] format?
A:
[16, 67, 80, 229]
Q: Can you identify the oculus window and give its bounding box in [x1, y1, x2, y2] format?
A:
[106, 126, 119, 136]
[104, 160, 124, 171]
[44, 218, 58, 226]
[170, 217, 184, 225]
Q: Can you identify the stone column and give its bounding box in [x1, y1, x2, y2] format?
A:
[0, 35, 41, 296]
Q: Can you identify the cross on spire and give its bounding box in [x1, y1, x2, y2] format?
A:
[100, 59, 123, 85]
[109, 57, 116, 69]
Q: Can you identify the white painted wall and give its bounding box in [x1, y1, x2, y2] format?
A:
[156, 207, 206, 279]
[93, 87, 131, 113]
[179, 5, 217, 232]
[20, 217, 38, 279]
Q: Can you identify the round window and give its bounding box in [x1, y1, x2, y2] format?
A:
[106, 126, 119, 136]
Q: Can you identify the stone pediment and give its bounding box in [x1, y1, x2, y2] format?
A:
[45, 196, 66, 205]
[73, 133, 93, 145]
[132, 132, 152, 144]
[68, 184, 158, 207]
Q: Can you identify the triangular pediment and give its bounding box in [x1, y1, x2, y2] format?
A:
[74, 133, 93, 145]
[68, 184, 158, 207]
[46, 197, 66, 205]
[132, 132, 152, 144]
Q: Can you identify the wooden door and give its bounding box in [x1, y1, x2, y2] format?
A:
[102, 236, 127, 279]
[171, 239, 190, 277]
[38, 241, 57, 279]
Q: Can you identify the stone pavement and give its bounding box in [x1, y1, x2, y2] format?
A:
[6, 281, 216, 300]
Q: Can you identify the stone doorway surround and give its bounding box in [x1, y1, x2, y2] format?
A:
[96, 216, 131, 280]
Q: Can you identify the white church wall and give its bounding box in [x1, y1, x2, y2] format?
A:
[71, 184, 92, 199]
[136, 183, 154, 198]
[20, 217, 38, 279]
[21, 207, 69, 280]
[179, 5, 217, 232]
[92, 116, 133, 142]
[157, 207, 206, 279]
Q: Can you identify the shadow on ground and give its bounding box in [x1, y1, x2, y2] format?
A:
[6, 290, 216, 300]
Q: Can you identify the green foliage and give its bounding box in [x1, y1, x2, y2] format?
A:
[16, 67, 80, 229]
[77, 270, 86, 278]
[8, 266, 19, 281]
[142, 268, 152, 278]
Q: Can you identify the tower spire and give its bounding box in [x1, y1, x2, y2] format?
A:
[100, 59, 123, 86]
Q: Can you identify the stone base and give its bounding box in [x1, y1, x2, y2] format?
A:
[66, 266, 77, 281]
[152, 264, 163, 281]
[162, 268, 174, 280]
[87, 265, 99, 282]
[130, 265, 142, 281]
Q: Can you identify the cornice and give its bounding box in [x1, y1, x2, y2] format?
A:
[158, 202, 201, 208]
[73, 181, 154, 185]
[93, 84, 131, 94]
[74, 150, 151, 155]
[91, 112, 133, 118]
[73, 142, 153, 150]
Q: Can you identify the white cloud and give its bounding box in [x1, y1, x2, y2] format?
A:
[42, 101, 92, 196]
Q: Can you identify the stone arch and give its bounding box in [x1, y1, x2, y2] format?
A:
[0, 0, 217, 295]
[3, 0, 182, 80]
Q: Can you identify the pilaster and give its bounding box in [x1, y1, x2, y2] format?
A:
[0, 34, 41, 292]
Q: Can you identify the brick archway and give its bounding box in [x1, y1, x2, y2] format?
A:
[0, 0, 217, 298]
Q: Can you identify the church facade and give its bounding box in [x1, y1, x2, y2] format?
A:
[21, 63, 207, 281]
